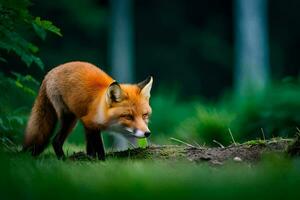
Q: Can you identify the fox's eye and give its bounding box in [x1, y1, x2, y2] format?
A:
[142, 113, 149, 119]
[121, 114, 134, 121]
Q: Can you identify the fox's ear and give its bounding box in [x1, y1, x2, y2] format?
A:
[138, 76, 153, 99]
[106, 81, 123, 104]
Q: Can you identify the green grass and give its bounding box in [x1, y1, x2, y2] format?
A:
[243, 139, 267, 146]
[1, 144, 300, 200]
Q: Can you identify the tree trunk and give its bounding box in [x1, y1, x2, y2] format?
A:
[234, 0, 269, 97]
[109, 0, 134, 83]
[109, 0, 134, 149]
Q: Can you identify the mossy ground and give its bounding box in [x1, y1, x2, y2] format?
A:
[67, 138, 295, 165]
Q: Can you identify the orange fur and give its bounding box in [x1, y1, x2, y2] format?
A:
[23, 61, 152, 159]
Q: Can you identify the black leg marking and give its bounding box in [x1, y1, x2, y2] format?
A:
[31, 142, 50, 156]
[52, 113, 77, 159]
[84, 127, 105, 160]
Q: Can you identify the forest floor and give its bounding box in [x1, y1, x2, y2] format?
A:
[69, 137, 299, 165]
[1, 137, 300, 200]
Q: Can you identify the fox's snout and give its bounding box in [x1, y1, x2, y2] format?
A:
[144, 131, 151, 137]
[133, 129, 151, 138]
[125, 127, 151, 138]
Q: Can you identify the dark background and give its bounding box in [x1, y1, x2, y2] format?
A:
[2, 0, 300, 99]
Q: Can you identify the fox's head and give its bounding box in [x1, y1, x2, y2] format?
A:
[103, 76, 153, 138]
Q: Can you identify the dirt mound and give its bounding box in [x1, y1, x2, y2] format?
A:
[70, 138, 295, 165]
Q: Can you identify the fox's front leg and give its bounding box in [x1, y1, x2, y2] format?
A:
[52, 113, 77, 159]
[84, 127, 105, 160]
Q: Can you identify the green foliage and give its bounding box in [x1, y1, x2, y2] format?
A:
[149, 92, 197, 138]
[0, 109, 28, 141]
[176, 105, 234, 146]
[0, 0, 61, 69]
[138, 138, 148, 148]
[0, 73, 38, 142]
[32, 17, 62, 40]
[163, 81, 300, 146]
[233, 82, 300, 140]
[0, 0, 61, 144]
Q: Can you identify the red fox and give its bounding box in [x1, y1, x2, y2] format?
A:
[23, 61, 153, 160]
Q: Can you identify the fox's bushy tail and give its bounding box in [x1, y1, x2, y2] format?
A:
[23, 81, 57, 155]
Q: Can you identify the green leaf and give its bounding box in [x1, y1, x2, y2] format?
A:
[32, 21, 47, 40]
[10, 72, 39, 96]
[0, 2, 61, 71]
[138, 138, 148, 148]
[33, 17, 62, 37]
[0, 26, 44, 69]
[32, 56, 44, 70]
[11, 72, 40, 85]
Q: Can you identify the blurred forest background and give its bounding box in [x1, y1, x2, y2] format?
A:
[1, 0, 300, 148]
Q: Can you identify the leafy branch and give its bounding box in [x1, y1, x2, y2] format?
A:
[0, 0, 62, 69]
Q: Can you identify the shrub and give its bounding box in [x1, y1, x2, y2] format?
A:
[0, 73, 38, 142]
[176, 104, 234, 146]
[149, 92, 197, 139]
[0, 0, 61, 69]
[233, 82, 300, 140]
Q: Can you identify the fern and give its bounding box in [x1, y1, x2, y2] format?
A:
[0, 0, 62, 69]
[32, 17, 62, 40]
[0, 111, 28, 141]
[0, 73, 39, 142]
[0, 0, 59, 143]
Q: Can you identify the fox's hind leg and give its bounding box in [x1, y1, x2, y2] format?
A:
[52, 112, 77, 159]
[84, 127, 105, 160]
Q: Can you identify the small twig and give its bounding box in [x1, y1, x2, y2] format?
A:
[296, 127, 300, 136]
[1, 140, 17, 152]
[261, 128, 266, 141]
[213, 140, 225, 148]
[267, 138, 294, 144]
[1, 137, 19, 152]
[228, 128, 237, 146]
[170, 137, 196, 148]
[192, 140, 202, 148]
[4, 137, 15, 146]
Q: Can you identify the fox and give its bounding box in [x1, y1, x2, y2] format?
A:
[23, 61, 153, 160]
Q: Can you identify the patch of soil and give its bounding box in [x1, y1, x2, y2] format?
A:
[69, 138, 295, 165]
[287, 135, 300, 156]
[186, 140, 289, 165]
